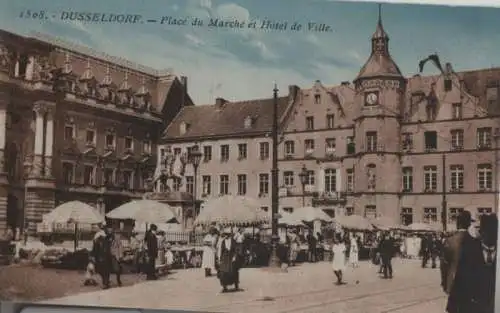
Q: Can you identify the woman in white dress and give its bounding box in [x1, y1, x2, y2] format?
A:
[201, 228, 218, 277]
[349, 235, 359, 268]
[332, 233, 347, 285]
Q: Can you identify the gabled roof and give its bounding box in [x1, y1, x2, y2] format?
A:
[162, 96, 292, 140]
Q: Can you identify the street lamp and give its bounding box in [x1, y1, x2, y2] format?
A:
[269, 83, 281, 268]
[188, 144, 203, 217]
[298, 164, 308, 207]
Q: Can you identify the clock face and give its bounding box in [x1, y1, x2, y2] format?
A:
[366, 92, 378, 105]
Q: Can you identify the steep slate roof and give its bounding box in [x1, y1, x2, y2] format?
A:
[162, 96, 291, 140]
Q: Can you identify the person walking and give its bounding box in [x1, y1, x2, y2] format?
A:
[144, 224, 159, 280]
[307, 231, 317, 263]
[201, 227, 218, 277]
[349, 234, 359, 268]
[441, 210, 474, 313]
[217, 228, 240, 292]
[331, 233, 347, 285]
[91, 224, 123, 289]
[378, 232, 395, 279]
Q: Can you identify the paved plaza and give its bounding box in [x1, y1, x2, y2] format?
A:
[42, 259, 447, 313]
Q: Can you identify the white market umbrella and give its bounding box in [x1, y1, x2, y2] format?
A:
[279, 213, 306, 226]
[407, 222, 440, 232]
[194, 195, 269, 227]
[291, 206, 332, 222]
[370, 216, 400, 230]
[43, 201, 104, 251]
[106, 200, 179, 224]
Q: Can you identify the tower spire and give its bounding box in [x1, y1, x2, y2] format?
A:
[378, 3, 382, 25]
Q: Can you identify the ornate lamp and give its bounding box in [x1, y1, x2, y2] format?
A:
[188, 144, 203, 217]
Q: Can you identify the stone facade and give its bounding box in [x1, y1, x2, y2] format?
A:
[0, 30, 193, 233]
[158, 13, 500, 228]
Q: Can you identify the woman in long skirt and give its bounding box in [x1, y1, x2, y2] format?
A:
[349, 235, 359, 268]
[201, 228, 218, 277]
[332, 233, 347, 285]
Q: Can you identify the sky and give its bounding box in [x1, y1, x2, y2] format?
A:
[1, 0, 500, 105]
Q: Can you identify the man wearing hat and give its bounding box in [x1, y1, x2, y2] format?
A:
[216, 227, 240, 292]
[144, 224, 159, 280]
[441, 210, 475, 312]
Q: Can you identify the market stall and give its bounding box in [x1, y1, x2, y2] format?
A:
[334, 215, 374, 260]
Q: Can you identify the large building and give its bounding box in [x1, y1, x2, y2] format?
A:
[158, 13, 499, 227]
[0, 30, 193, 233]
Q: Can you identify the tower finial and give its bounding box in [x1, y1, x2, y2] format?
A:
[378, 3, 382, 24]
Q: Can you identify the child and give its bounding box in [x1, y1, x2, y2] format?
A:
[83, 260, 98, 286]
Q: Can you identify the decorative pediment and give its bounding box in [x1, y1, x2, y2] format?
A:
[62, 52, 73, 75]
[80, 58, 94, 82]
[118, 71, 131, 92]
[100, 65, 113, 87]
[64, 115, 76, 124]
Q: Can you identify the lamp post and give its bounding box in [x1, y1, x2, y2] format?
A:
[188, 144, 203, 217]
[269, 83, 281, 268]
[298, 164, 308, 207]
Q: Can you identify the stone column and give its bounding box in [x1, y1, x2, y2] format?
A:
[0, 93, 8, 233]
[44, 108, 54, 178]
[317, 167, 325, 194]
[31, 103, 45, 177]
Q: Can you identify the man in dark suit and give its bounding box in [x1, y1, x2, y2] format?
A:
[144, 224, 159, 280]
[378, 232, 395, 279]
[441, 210, 474, 312]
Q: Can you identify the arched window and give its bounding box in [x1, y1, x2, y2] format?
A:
[324, 168, 337, 193]
[367, 164, 376, 191]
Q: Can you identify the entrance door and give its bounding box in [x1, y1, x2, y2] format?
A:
[6, 193, 19, 233]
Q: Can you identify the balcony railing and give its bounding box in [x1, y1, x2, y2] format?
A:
[312, 191, 347, 205]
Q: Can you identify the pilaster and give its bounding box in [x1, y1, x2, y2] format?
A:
[25, 188, 55, 234]
[44, 106, 54, 179]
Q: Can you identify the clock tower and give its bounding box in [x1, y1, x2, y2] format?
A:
[351, 5, 406, 222]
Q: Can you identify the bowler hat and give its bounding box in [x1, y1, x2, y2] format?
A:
[480, 214, 498, 234]
[457, 210, 475, 225]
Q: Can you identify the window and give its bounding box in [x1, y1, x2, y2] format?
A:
[366, 131, 377, 152]
[325, 138, 336, 153]
[238, 143, 247, 160]
[345, 207, 354, 216]
[449, 208, 464, 224]
[424, 166, 437, 192]
[424, 131, 437, 151]
[402, 133, 413, 151]
[219, 175, 229, 195]
[314, 94, 320, 104]
[260, 206, 269, 212]
[83, 165, 95, 185]
[452, 103, 462, 119]
[259, 173, 269, 195]
[220, 145, 229, 162]
[284, 141, 295, 156]
[401, 207, 413, 226]
[85, 129, 96, 146]
[450, 129, 464, 150]
[173, 179, 181, 191]
[259, 142, 270, 160]
[160, 148, 165, 160]
[202, 175, 211, 195]
[305, 116, 314, 130]
[104, 168, 114, 185]
[324, 168, 337, 193]
[123, 171, 133, 189]
[62, 162, 74, 184]
[411, 92, 424, 106]
[173, 147, 181, 156]
[305, 139, 315, 154]
[346, 136, 355, 155]
[203, 146, 212, 162]
[64, 125, 75, 141]
[305, 170, 315, 186]
[237, 174, 247, 195]
[426, 105, 436, 121]
[486, 86, 498, 110]
[185, 176, 194, 194]
[367, 164, 376, 191]
[326, 114, 334, 129]
[125, 137, 133, 150]
[346, 169, 354, 192]
[143, 140, 152, 154]
[423, 207, 438, 223]
[283, 207, 294, 214]
[364, 205, 377, 219]
[477, 127, 492, 149]
[105, 134, 115, 148]
[402, 167, 413, 192]
[477, 164, 493, 190]
[283, 171, 294, 187]
[450, 165, 464, 191]
[478, 207, 493, 216]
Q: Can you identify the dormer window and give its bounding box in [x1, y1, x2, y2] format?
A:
[180, 121, 190, 135]
[486, 85, 498, 111]
[125, 137, 134, 151]
[105, 133, 116, 149]
[244, 116, 254, 129]
[314, 94, 321, 104]
[143, 140, 152, 155]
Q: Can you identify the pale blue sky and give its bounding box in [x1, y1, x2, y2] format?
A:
[1, 0, 500, 104]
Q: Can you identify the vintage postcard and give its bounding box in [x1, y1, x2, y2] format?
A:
[0, 0, 498, 312]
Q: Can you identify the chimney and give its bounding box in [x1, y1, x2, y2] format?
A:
[215, 97, 227, 108]
[341, 81, 350, 86]
[288, 85, 299, 99]
[180, 76, 188, 92]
